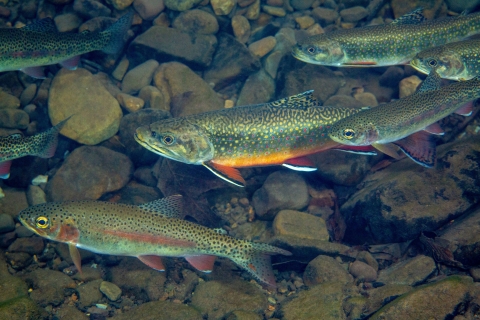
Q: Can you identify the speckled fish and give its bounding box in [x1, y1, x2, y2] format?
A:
[292, 9, 480, 67]
[328, 70, 477, 167]
[410, 39, 480, 81]
[0, 11, 133, 79]
[134, 91, 376, 187]
[18, 196, 291, 287]
[0, 117, 70, 179]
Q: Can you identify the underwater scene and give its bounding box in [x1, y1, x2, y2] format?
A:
[1, 0, 480, 319]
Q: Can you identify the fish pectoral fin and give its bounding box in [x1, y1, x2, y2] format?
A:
[423, 122, 445, 135]
[185, 255, 216, 273]
[138, 255, 166, 271]
[392, 131, 437, 168]
[391, 8, 425, 25]
[417, 69, 442, 93]
[20, 67, 46, 79]
[0, 160, 12, 179]
[455, 101, 474, 116]
[372, 143, 404, 160]
[68, 243, 83, 274]
[333, 145, 378, 155]
[137, 195, 184, 218]
[60, 56, 80, 70]
[282, 156, 317, 171]
[202, 162, 246, 187]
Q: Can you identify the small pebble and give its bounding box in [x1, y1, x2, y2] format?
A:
[224, 99, 234, 108]
[117, 93, 145, 113]
[248, 36, 276, 58]
[32, 175, 48, 186]
[262, 5, 286, 17]
[232, 15, 251, 44]
[100, 281, 122, 301]
[0, 213, 15, 234]
[295, 16, 315, 29]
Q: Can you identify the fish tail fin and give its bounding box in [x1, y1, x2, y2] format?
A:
[36, 116, 72, 159]
[100, 11, 134, 54]
[231, 242, 291, 287]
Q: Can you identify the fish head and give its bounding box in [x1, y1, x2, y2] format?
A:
[329, 118, 379, 146]
[411, 48, 464, 80]
[134, 119, 215, 165]
[292, 35, 345, 66]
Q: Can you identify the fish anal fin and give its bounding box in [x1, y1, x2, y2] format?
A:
[424, 122, 444, 135]
[455, 101, 473, 116]
[68, 243, 82, 274]
[372, 142, 403, 160]
[21, 67, 46, 79]
[391, 8, 425, 25]
[137, 195, 184, 218]
[333, 145, 378, 155]
[138, 255, 165, 271]
[0, 160, 12, 179]
[185, 255, 216, 273]
[203, 162, 246, 187]
[282, 156, 317, 171]
[60, 56, 80, 70]
[393, 131, 436, 168]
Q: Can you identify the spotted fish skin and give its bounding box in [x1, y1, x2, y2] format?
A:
[0, 11, 133, 75]
[293, 10, 480, 67]
[411, 39, 480, 81]
[18, 197, 291, 287]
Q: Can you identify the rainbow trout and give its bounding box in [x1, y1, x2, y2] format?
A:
[292, 9, 480, 67]
[18, 196, 291, 287]
[134, 91, 375, 187]
[0, 117, 70, 179]
[0, 11, 133, 79]
[328, 70, 477, 167]
[410, 39, 480, 81]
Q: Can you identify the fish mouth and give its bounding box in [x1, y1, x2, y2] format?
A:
[134, 132, 181, 162]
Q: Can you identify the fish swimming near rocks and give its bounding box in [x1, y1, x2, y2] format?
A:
[18, 195, 291, 287]
[410, 39, 480, 81]
[292, 9, 480, 67]
[0, 117, 70, 179]
[134, 91, 376, 187]
[328, 69, 477, 167]
[0, 11, 133, 79]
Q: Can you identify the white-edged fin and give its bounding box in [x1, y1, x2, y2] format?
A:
[185, 255, 216, 273]
[455, 101, 473, 116]
[391, 8, 425, 25]
[282, 156, 317, 171]
[423, 122, 444, 135]
[393, 131, 436, 168]
[21, 66, 46, 79]
[417, 69, 442, 93]
[137, 195, 184, 218]
[60, 56, 80, 70]
[138, 255, 166, 271]
[0, 160, 12, 179]
[202, 161, 246, 187]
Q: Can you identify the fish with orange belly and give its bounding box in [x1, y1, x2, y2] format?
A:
[134, 91, 375, 187]
[18, 196, 291, 287]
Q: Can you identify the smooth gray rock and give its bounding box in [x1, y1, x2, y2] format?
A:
[0, 213, 15, 234]
[377, 255, 436, 286]
[303, 255, 353, 286]
[122, 59, 159, 94]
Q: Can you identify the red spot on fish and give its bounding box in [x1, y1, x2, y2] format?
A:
[309, 139, 313, 143]
[321, 133, 325, 137]
[279, 129, 283, 132]
[12, 51, 25, 58]
[319, 126, 323, 130]
[56, 224, 80, 243]
[286, 137, 290, 140]
[327, 126, 331, 129]
[271, 136, 275, 140]
[248, 263, 257, 272]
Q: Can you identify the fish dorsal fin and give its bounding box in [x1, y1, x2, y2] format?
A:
[417, 69, 442, 93]
[393, 131, 436, 167]
[22, 18, 58, 33]
[391, 8, 426, 25]
[8, 133, 23, 139]
[267, 90, 318, 109]
[138, 195, 184, 218]
[213, 228, 228, 235]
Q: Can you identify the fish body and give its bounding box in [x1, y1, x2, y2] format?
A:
[410, 39, 480, 80]
[0, 12, 133, 78]
[292, 9, 480, 67]
[0, 117, 70, 178]
[18, 196, 291, 287]
[328, 70, 478, 166]
[134, 91, 375, 187]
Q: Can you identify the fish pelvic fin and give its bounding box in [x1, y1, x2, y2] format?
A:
[393, 131, 437, 168]
[100, 11, 134, 54]
[372, 143, 404, 160]
[185, 255, 216, 273]
[0, 160, 12, 179]
[333, 145, 378, 155]
[203, 162, 246, 187]
[282, 156, 317, 171]
[138, 255, 166, 271]
[137, 195, 184, 218]
[68, 243, 83, 274]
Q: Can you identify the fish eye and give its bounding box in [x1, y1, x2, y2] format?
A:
[306, 46, 316, 54]
[35, 216, 49, 229]
[163, 135, 175, 145]
[428, 59, 437, 67]
[343, 129, 355, 139]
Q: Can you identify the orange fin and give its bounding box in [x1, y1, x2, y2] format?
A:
[423, 123, 444, 135]
[68, 243, 82, 274]
[0, 160, 12, 179]
[455, 101, 473, 116]
[185, 255, 216, 273]
[138, 255, 166, 271]
[393, 131, 436, 168]
[282, 156, 317, 171]
[372, 143, 403, 160]
[203, 161, 246, 187]
[333, 145, 377, 155]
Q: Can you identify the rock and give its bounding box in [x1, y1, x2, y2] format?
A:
[54, 13, 82, 32]
[0, 187, 28, 218]
[133, 166, 158, 187]
[191, 279, 267, 319]
[356, 250, 378, 271]
[252, 171, 309, 219]
[445, 0, 480, 12]
[295, 16, 315, 29]
[248, 36, 276, 58]
[134, 0, 165, 20]
[0, 213, 14, 233]
[113, 181, 162, 205]
[116, 93, 145, 113]
[354, 91, 378, 107]
[19, 0, 37, 18]
[15, 226, 34, 238]
[138, 85, 169, 111]
[164, 0, 202, 11]
[45, 146, 133, 201]
[106, 0, 134, 10]
[0, 251, 28, 301]
[128, 26, 217, 69]
[112, 56, 129, 81]
[263, 28, 296, 79]
[379, 66, 405, 88]
[99, 281, 122, 301]
[341, 138, 480, 244]
[118, 109, 170, 166]
[154, 62, 224, 117]
[55, 305, 89, 320]
[323, 94, 363, 108]
[340, 6, 368, 22]
[262, 5, 286, 17]
[204, 33, 261, 90]
[110, 300, 202, 320]
[349, 261, 377, 282]
[312, 7, 339, 25]
[0, 109, 29, 129]
[73, 0, 111, 19]
[391, 0, 443, 20]
[20, 84, 36, 106]
[231, 15, 251, 44]
[226, 310, 263, 320]
[239, 0, 255, 7]
[5, 252, 32, 270]
[371, 276, 474, 319]
[8, 237, 44, 255]
[273, 210, 329, 242]
[290, 0, 314, 10]
[245, 0, 260, 20]
[236, 69, 275, 106]
[48, 68, 122, 145]
[0, 296, 45, 320]
[72, 266, 103, 282]
[77, 279, 103, 308]
[0, 91, 20, 109]
[122, 60, 159, 94]
[173, 9, 219, 34]
[26, 185, 46, 206]
[303, 255, 353, 286]
[399, 75, 422, 98]
[377, 255, 436, 286]
[363, 284, 412, 314]
[211, 0, 236, 15]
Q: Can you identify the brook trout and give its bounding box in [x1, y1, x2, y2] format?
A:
[134, 91, 375, 187]
[18, 196, 291, 287]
